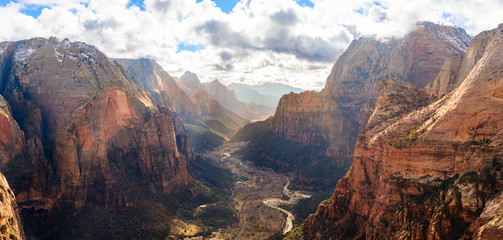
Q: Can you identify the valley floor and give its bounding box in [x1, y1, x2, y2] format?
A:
[196, 141, 311, 239]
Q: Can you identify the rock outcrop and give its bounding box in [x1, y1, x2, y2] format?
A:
[271, 22, 471, 184]
[425, 27, 492, 98]
[0, 37, 192, 237]
[117, 58, 196, 118]
[203, 80, 274, 121]
[177, 71, 205, 97]
[0, 172, 23, 240]
[303, 23, 503, 240]
[0, 95, 24, 174]
[117, 59, 226, 117]
[0, 96, 24, 239]
[117, 61, 248, 151]
[176, 71, 224, 115]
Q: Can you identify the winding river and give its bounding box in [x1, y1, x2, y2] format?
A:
[218, 145, 311, 235]
[262, 180, 311, 234]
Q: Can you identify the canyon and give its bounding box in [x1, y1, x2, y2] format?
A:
[117, 59, 249, 151]
[233, 22, 472, 190]
[0, 21, 503, 240]
[303, 23, 503, 239]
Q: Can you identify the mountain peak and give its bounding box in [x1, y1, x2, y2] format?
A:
[208, 79, 225, 87]
[178, 71, 204, 96]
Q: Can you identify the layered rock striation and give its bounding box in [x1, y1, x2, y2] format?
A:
[0, 37, 192, 237]
[303, 23, 503, 240]
[118, 60, 249, 151]
[0, 96, 24, 239]
[0, 172, 24, 240]
[117, 58, 196, 118]
[271, 22, 471, 183]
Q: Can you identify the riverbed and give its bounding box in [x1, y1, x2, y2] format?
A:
[202, 141, 311, 239]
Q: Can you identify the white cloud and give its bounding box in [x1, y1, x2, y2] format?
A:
[1, 0, 503, 90]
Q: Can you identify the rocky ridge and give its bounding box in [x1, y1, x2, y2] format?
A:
[271, 22, 471, 184]
[177, 71, 205, 97]
[203, 80, 274, 121]
[303, 23, 503, 240]
[117, 58, 196, 118]
[0, 37, 192, 238]
[118, 60, 249, 151]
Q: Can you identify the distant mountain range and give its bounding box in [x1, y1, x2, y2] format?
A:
[2, 21, 503, 240]
[203, 80, 275, 121]
[227, 82, 304, 108]
[117, 60, 250, 152]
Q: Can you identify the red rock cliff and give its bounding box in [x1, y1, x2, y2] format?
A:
[0, 95, 24, 240]
[272, 22, 471, 167]
[303, 23, 503, 240]
[0, 172, 24, 240]
[0, 37, 192, 236]
[117, 58, 196, 118]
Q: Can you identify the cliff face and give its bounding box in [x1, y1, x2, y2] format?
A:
[0, 95, 24, 240]
[118, 60, 248, 152]
[175, 72, 223, 116]
[116, 58, 196, 118]
[204, 80, 237, 105]
[272, 22, 471, 168]
[426, 29, 492, 98]
[0, 172, 23, 240]
[177, 71, 205, 97]
[303, 24, 503, 240]
[191, 89, 223, 116]
[0, 37, 192, 237]
[203, 80, 274, 121]
[0, 95, 24, 172]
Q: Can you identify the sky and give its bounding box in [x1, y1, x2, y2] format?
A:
[1, 0, 503, 90]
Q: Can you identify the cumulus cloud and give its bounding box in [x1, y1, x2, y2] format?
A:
[196, 20, 252, 49]
[271, 9, 298, 25]
[1, 0, 503, 90]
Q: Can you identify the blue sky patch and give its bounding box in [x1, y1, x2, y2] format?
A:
[20, 4, 48, 18]
[296, 0, 314, 8]
[177, 43, 205, 53]
[0, 0, 49, 18]
[0, 0, 12, 7]
[127, 0, 145, 11]
[442, 12, 452, 19]
[198, 0, 239, 14]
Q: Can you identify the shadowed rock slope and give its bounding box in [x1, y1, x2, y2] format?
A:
[0, 37, 192, 239]
[239, 22, 471, 189]
[176, 71, 250, 151]
[227, 82, 304, 108]
[0, 95, 24, 240]
[303, 23, 503, 240]
[115, 58, 196, 118]
[203, 79, 274, 121]
[117, 59, 249, 151]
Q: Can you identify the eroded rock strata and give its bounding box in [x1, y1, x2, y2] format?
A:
[270, 22, 471, 185]
[0, 172, 24, 240]
[303, 23, 503, 240]
[0, 95, 24, 240]
[0, 37, 192, 238]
